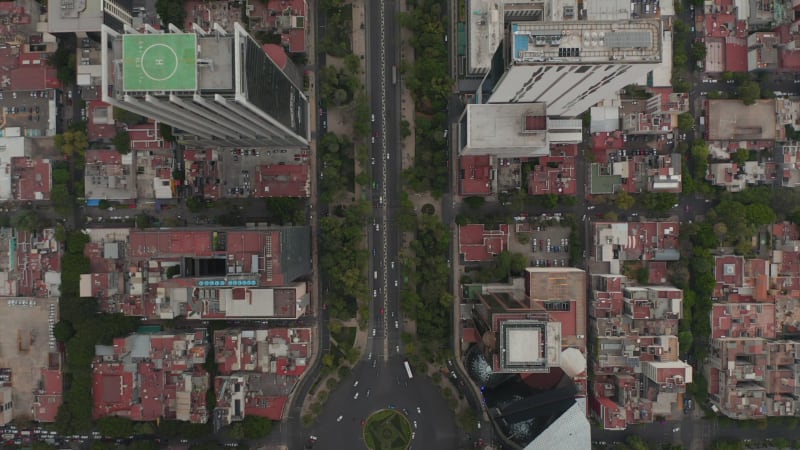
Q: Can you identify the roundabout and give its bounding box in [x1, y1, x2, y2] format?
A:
[363, 409, 412, 450]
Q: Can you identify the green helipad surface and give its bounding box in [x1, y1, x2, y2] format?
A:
[122, 34, 197, 92]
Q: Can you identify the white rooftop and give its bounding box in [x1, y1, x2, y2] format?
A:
[463, 103, 549, 155]
[511, 19, 662, 64]
[507, 328, 543, 364]
[524, 398, 591, 450]
[468, 0, 505, 74]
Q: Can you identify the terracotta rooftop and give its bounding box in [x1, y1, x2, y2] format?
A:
[458, 224, 509, 262]
[460, 155, 492, 195]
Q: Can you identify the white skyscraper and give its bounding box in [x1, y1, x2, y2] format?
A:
[101, 23, 309, 147]
[482, 19, 663, 117]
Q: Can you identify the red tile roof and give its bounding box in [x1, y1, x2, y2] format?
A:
[249, 0, 307, 53]
[711, 303, 776, 339]
[7, 61, 60, 91]
[11, 157, 51, 201]
[458, 224, 509, 262]
[528, 155, 577, 195]
[87, 100, 117, 142]
[255, 163, 310, 197]
[725, 41, 748, 72]
[262, 44, 288, 70]
[590, 131, 624, 152]
[460, 155, 492, 195]
[127, 122, 173, 150]
[244, 395, 287, 420]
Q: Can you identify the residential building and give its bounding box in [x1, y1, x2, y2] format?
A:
[779, 144, 800, 188]
[706, 161, 778, 192]
[92, 331, 210, 423]
[245, 0, 307, 54]
[528, 154, 577, 196]
[48, 0, 132, 33]
[10, 157, 52, 201]
[31, 353, 64, 423]
[707, 337, 769, 419]
[698, 12, 748, 73]
[213, 327, 311, 426]
[592, 221, 680, 273]
[705, 222, 800, 419]
[458, 224, 509, 262]
[589, 275, 691, 429]
[620, 88, 690, 135]
[80, 227, 312, 319]
[459, 155, 493, 196]
[748, 32, 780, 71]
[589, 151, 681, 194]
[100, 23, 309, 148]
[86, 100, 117, 142]
[0, 227, 61, 298]
[480, 19, 663, 116]
[84, 149, 136, 202]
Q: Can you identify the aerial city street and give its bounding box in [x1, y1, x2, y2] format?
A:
[0, 0, 799, 449]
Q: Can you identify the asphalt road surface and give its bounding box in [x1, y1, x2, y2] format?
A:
[289, 0, 461, 448]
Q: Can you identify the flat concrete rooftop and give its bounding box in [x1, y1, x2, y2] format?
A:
[511, 19, 662, 64]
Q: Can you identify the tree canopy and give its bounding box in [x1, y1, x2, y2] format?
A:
[54, 129, 88, 158]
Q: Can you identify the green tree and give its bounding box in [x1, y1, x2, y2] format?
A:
[691, 42, 707, 61]
[54, 129, 88, 158]
[186, 196, 206, 213]
[11, 209, 43, 232]
[615, 191, 636, 210]
[732, 148, 749, 166]
[737, 81, 760, 105]
[241, 416, 273, 439]
[155, 0, 186, 27]
[112, 131, 131, 154]
[677, 112, 694, 131]
[464, 196, 485, 209]
[97, 416, 135, 438]
[135, 213, 152, 229]
[53, 320, 76, 342]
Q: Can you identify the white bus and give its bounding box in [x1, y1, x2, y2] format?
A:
[403, 359, 413, 379]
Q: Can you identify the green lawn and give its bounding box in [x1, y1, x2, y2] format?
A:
[363, 409, 412, 450]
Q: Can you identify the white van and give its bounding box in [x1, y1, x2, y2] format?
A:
[374, 271, 378, 279]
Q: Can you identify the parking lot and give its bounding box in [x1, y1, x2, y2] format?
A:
[529, 225, 572, 268]
[218, 147, 310, 197]
[0, 90, 51, 133]
[0, 297, 58, 419]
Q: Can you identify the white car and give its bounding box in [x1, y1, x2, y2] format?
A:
[371, 114, 375, 122]
[353, 392, 359, 400]
[337, 415, 343, 422]
[395, 321, 399, 329]
[372, 329, 376, 337]
[353, 381, 359, 388]
[413, 421, 417, 429]
[417, 406, 421, 414]
[394, 280, 398, 287]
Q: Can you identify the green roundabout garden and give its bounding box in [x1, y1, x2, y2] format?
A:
[363, 409, 412, 450]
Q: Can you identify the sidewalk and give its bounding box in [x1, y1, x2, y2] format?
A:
[398, 0, 416, 173]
